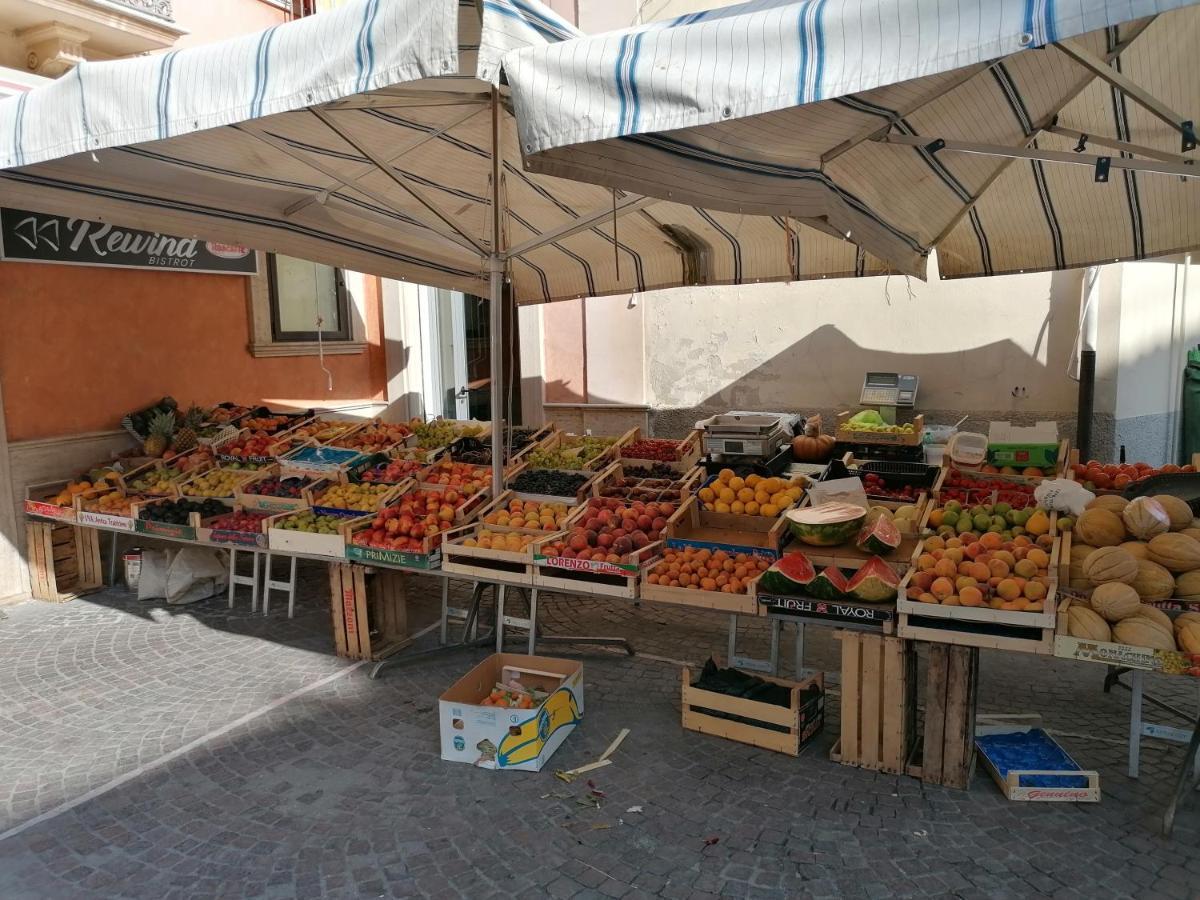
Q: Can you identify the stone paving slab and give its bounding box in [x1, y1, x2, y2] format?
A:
[0, 561, 1197, 899]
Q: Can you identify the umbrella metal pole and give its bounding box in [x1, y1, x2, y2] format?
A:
[488, 87, 504, 497]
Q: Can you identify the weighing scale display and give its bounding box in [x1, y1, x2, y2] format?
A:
[860, 372, 919, 408]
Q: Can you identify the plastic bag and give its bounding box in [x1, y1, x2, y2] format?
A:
[165, 547, 229, 605]
[1034, 478, 1095, 517]
[137, 549, 175, 601]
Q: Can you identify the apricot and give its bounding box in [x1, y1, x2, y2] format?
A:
[996, 578, 1022, 601]
[931, 577, 955, 600]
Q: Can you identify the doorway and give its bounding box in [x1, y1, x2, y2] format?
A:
[417, 287, 492, 421]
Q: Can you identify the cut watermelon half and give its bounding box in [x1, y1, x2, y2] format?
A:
[808, 565, 850, 600]
[758, 552, 815, 595]
[856, 510, 901, 556]
[846, 556, 900, 603]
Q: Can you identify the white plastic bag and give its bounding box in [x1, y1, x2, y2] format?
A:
[1034, 478, 1095, 517]
[137, 549, 175, 601]
[165, 547, 229, 605]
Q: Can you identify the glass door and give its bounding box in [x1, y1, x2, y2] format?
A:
[418, 287, 488, 421]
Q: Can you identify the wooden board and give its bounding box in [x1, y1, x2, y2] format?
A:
[640, 576, 762, 616]
[919, 644, 979, 790]
[327, 563, 412, 661]
[681, 661, 824, 757]
[832, 630, 915, 775]
[24, 521, 102, 602]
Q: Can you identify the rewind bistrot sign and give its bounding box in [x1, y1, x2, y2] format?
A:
[0, 208, 257, 275]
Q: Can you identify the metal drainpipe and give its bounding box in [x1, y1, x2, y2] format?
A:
[1076, 266, 1101, 461]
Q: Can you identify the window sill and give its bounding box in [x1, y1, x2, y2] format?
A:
[249, 341, 367, 359]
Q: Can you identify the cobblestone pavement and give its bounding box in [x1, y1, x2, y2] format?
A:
[1, 561, 1199, 899]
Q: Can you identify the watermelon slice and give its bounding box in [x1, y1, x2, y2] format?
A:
[856, 510, 901, 555]
[758, 552, 816, 595]
[785, 502, 866, 547]
[808, 565, 850, 600]
[846, 556, 900, 603]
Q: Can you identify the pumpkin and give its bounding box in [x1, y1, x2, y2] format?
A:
[1066, 605, 1111, 642]
[1113, 619, 1177, 651]
[1068, 543, 1097, 590]
[1086, 495, 1129, 513]
[1122, 497, 1171, 541]
[1176, 571, 1200, 601]
[1153, 495, 1194, 531]
[1074, 508, 1126, 547]
[1177, 622, 1200, 654]
[1083, 546, 1138, 586]
[1130, 560, 1175, 600]
[1090, 582, 1141, 621]
[791, 419, 835, 463]
[1147, 533, 1200, 573]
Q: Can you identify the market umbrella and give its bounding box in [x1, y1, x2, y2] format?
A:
[497, 0, 1200, 279]
[0, 0, 893, 493]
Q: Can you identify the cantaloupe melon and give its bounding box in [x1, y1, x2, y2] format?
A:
[1122, 497, 1171, 540]
[1153, 495, 1194, 531]
[1068, 543, 1096, 590]
[1131, 560, 1175, 600]
[1083, 546, 1138, 586]
[1075, 508, 1127, 547]
[1175, 570, 1200, 600]
[1086, 495, 1129, 513]
[1090, 582, 1141, 621]
[1130, 605, 1174, 637]
[1113, 619, 1177, 651]
[1173, 611, 1200, 633]
[1066, 605, 1111, 642]
[1148, 533, 1200, 573]
[1176, 621, 1200, 654]
[1120, 541, 1150, 560]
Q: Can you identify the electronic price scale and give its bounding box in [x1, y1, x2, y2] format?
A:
[859, 372, 919, 424]
[697, 413, 792, 459]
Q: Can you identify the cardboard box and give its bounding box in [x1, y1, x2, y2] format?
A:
[987, 422, 1059, 469]
[439, 653, 584, 771]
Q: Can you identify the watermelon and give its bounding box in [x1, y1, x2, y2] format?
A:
[758, 552, 816, 595]
[808, 565, 850, 600]
[846, 556, 900, 603]
[785, 502, 867, 547]
[856, 509, 901, 555]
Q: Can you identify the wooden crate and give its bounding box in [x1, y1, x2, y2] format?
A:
[618, 429, 703, 475]
[25, 521, 102, 602]
[829, 631, 916, 774]
[913, 643, 980, 790]
[681, 660, 824, 756]
[328, 563, 410, 661]
[440, 523, 546, 585]
[665, 495, 788, 558]
[641, 572, 765, 616]
[531, 545, 658, 599]
[836, 412, 924, 446]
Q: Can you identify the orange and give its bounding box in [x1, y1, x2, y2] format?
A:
[698, 487, 716, 503]
[729, 477, 746, 492]
[929, 509, 944, 527]
[718, 468, 735, 483]
[736, 488, 755, 503]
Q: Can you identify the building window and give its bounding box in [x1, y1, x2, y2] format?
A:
[267, 254, 351, 342]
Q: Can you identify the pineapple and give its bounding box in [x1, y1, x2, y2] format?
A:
[172, 406, 204, 453]
[143, 410, 176, 457]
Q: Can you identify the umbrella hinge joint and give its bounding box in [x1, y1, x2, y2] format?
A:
[1094, 156, 1112, 183]
[1181, 121, 1197, 153]
[1073, 133, 1088, 153]
[923, 138, 945, 155]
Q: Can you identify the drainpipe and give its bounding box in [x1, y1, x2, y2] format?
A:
[1076, 266, 1101, 461]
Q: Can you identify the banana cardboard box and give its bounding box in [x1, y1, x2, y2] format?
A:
[439, 653, 584, 771]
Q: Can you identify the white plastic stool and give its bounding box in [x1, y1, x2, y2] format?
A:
[227, 548, 263, 612]
[262, 552, 298, 617]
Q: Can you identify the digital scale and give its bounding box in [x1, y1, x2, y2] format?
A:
[697, 413, 792, 459]
[859, 372, 919, 424]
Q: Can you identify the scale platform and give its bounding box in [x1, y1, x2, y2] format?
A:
[697, 413, 791, 459]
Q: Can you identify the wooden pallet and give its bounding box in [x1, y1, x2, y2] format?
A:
[25, 522, 102, 602]
[912, 644, 980, 789]
[681, 660, 824, 756]
[829, 631, 916, 774]
[328, 563, 411, 661]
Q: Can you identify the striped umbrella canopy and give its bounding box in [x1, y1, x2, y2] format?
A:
[0, 0, 895, 306]
[498, 0, 1200, 279]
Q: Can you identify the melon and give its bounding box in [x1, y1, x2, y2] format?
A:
[1152, 494, 1194, 531]
[758, 552, 816, 595]
[1181, 527, 1200, 543]
[1148, 533, 1200, 573]
[1122, 497, 1171, 541]
[808, 565, 849, 600]
[1119, 541, 1150, 560]
[845, 557, 899, 603]
[1113, 619, 1177, 651]
[1174, 611, 1200, 633]
[1090, 582, 1141, 622]
[1074, 508, 1127, 547]
[1176, 621, 1200, 654]
[785, 502, 866, 547]
[1083, 546, 1138, 586]
[855, 510, 901, 556]
[1066, 605, 1111, 642]
[1130, 605, 1174, 637]
[1175, 570, 1200, 600]
[1068, 543, 1096, 590]
[1131, 560, 1175, 600]
[1086, 495, 1129, 513]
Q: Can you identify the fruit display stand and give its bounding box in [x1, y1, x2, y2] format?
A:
[235, 472, 316, 513]
[343, 452, 426, 489]
[133, 499, 221, 542]
[681, 658, 824, 756]
[323, 418, 416, 455]
[24, 480, 80, 523]
[303, 479, 403, 518]
[24, 520, 102, 602]
[664, 496, 789, 557]
[829, 631, 916, 775]
[74, 488, 143, 532]
[1054, 595, 1200, 676]
[617, 430, 703, 476]
[278, 445, 363, 478]
[441, 523, 549, 585]
[589, 462, 699, 504]
[176, 468, 263, 504]
[640, 559, 768, 616]
[344, 518, 444, 569]
[531, 535, 661, 599]
[836, 411, 924, 446]
[197, 507, 271, 550]
[279, 417, 359, 448]
[119, 460, 190, 498]
[508, 466, 598, 506]
[825, 454, 940, 514]
[266, 510, 362, 559]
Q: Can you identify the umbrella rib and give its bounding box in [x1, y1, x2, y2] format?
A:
[1052, 40, 1197, 151]
[309, 106, 488, 258]
[234, 121, 483, 258]
[502, 194, 658, 259]
[324, 90, 491, 110]
[914, 18, 1156, 250]
[1045, 125, 1195, 165]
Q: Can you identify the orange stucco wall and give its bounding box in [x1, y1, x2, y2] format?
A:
[173, 0, 288, 48]
[0, 262, 386, 441]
